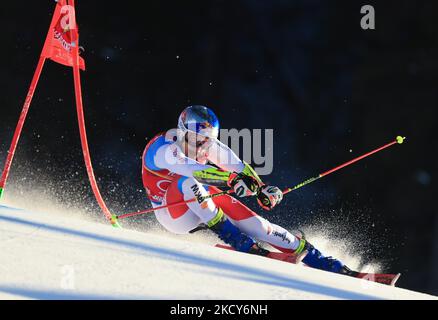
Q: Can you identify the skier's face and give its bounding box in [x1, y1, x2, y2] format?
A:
[184, 131, 213, 160]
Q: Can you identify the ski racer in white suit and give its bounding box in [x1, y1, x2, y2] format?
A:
[142, 105, 357, 275]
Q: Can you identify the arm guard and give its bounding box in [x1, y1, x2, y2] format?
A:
[192, 161, 263, 188]
[192, 167, 231, 187]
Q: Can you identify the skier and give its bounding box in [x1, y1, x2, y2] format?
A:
[142, 105, 357, 275]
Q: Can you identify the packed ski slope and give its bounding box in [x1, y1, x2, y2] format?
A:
[0, 204, 436, 300]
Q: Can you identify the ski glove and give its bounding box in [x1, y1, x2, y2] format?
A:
[227, 172, 261, 197]
[257, 185, 283, 210]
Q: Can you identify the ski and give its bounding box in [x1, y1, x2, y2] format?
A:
[354, 272, 401, 286]
[215, 244, 401, 287]
[215, 244, 307, 265]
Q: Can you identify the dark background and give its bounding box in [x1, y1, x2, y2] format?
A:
[0, 1, 437, 295]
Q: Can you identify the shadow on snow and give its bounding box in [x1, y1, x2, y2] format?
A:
[0, 205, 378, 300]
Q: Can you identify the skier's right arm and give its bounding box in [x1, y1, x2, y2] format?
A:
[153, 142, 262, 196]
[202, 138, 264, 196]
[193, 139, 264, 196]
[197, 140, 283, 207]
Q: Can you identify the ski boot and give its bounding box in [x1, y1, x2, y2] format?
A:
[292, 238, 345, 274]
[293, 230, 357, 275]
[191, 208, 269, 256]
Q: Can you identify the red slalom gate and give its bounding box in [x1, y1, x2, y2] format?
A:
[0, 1, 118, 226]
[68, 0, 117, 226]
[0, 57, 46, 200]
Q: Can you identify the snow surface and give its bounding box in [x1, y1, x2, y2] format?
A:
[0, 204, 436, 300]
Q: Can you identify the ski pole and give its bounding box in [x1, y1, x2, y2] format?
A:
[116, 189, 233, 220]
[282, 135, 405, 195]
[116, 136, 405, 220]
